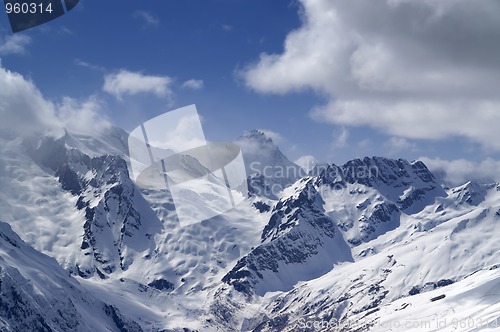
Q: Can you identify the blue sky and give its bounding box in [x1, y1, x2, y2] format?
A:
[1, 0, 500, 184]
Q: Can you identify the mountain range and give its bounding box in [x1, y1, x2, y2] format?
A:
[0, 128, 498, 331]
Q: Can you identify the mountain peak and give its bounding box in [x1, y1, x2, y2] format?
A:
[339, 156, 438, 186]
[450, 181, 493, 206]
[238, 129, 274, 144]
[236, 129, 306, 196]
[312, 156, 446, 214]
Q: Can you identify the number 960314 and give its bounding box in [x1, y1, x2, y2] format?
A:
[5, 2, 54, 14]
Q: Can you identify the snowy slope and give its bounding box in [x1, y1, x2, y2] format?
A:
[0, 127, 499, 331]
[0, 221, 142, 331]
[0, 129, 270, 331]
[222, 178, 352, 296]
[226, 178, 500, 331]
[369, 267, 500, 332]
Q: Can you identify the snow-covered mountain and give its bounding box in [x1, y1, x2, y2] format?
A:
[222, 178, 353, 296]
[237, 130, 306, 199]
[0, 128, 498, 331]
[0, 221, 143, 331]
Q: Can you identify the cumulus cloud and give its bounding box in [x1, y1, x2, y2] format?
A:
[103, 70, 173, 100]
[0, 34, 31, 55]
[181, 79, 204, 90]
[57, 97, 111, 135]
[420, 157, 500, 186]
[312, 100, 500, 150]
[0, 64, 59, 135]
[133, 10, 160, 27]
[0, 64, 110, 137]
[242, 0, 500, 150]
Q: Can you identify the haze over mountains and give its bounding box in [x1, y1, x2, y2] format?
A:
[0, 127, 498, 331]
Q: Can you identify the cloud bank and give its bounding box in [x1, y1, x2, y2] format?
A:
[0, 64, 110, 137]
[242, 0, 500, 150]
[420, 157, 500, 186]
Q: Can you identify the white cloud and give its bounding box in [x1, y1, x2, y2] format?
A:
[146, 112, 206, 152]
[295, 155, 318, 172]
[74, 59, 105, 72]
[242, 0, 500, 150]
[133, 10, 160, 26]
[59, 27, 73, 35]
[0, 65, 59, 135]
[0, 34, 31, 55]
[420, 157, 500, 186]
[57, 97, 111, 135]
[0, 63, 109, 137]
[181, 79, 204, 90]
[357, 139, 372, 150]
[385, 137, 417, 155]
[258, 129, 283, 144]
[332, 127, 349, 150]
[103, 70, 173, 100]
[312, 99, 500, 150]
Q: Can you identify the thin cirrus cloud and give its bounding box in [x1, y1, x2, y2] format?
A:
[181, 79, 204, 90]
[241, 0, 500, 151]
[74, 58, 106, 72]
[103, 70, 173, 100]
[0, 34, 31, 55]
[331, 127, 349, 150]
[133, 10, 160, 27]
[385, 137, 417, 155]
